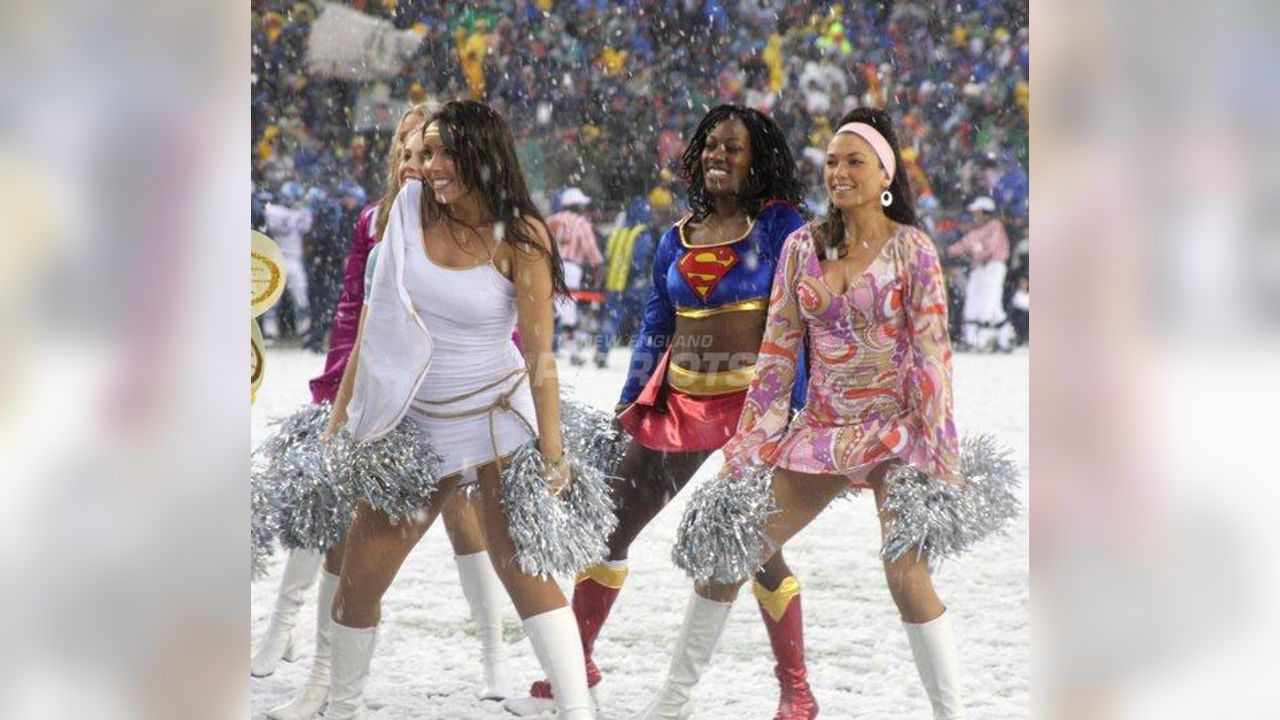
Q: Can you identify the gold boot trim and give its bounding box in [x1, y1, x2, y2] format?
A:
[753, 575, 802, 622]
[575, 563, 630, 590]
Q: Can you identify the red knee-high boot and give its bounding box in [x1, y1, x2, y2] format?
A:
[755, 576, 819, 720]
[570, 562, 629, 687]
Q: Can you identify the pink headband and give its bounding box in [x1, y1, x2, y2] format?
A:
[835, 122, 896, 181]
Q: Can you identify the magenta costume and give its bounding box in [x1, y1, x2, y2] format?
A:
[721, 222, 959, 487]
[309, 201, 380, 404]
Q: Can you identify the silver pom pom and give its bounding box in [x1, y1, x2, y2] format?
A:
[252, 403, 352, 551]
[499, 441, 619, 578]
[672, 465, 778, 585]
[256, 402, 331, 464]
[560, 398, 629, 476]
[273, 452, 354, 551]
[881, 434, 1022, 563]
[330, 421, 445, 523]
[251, 475, 277, 581]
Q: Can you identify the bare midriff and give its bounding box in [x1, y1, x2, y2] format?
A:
[668, 311, 767, 375]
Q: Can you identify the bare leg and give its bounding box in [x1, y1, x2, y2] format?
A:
[473, 460, 569, 619]
[755, 552, 793, 591]
[476, 459, 592, 718]
[505, 441, 715, 714]
[323, 538, 345, 576]
[606, 442, 711, 560]
[697, 466, 860, 602]
[442, 484, 488, 555]
[869, 473, 963, 717]
[639, 465, 864, 719]
[324, 478, 459, 719]
[444, 482, 511, 699]
[634, 459, 854, 720]
[870, 475, 945, 624]
[331, 476, 458, 629]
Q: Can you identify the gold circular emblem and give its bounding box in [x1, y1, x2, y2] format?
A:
[252, 230, 286, 318]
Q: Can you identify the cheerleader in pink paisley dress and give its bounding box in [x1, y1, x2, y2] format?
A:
[723, 220, 958, 487]
[638, 109, 969, 720]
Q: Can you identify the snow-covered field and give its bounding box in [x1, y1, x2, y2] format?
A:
[251, 346, 1029, 719]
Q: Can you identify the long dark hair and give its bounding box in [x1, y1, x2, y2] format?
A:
[818, 107, 920, 255]
[681, 104, 806, 220]
[420, 100, 567, 296]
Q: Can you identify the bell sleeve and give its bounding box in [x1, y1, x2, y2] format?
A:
[720, 226, 811, 472]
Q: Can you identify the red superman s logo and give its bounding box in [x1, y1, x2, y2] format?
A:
[677, 247, 739, 301]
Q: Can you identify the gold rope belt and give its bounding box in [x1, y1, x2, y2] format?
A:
[409, 367, 536, 474]
[666, 362, 755, 397]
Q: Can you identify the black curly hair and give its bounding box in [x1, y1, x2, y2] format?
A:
[818, 107, 920, 255]
[420, 100, 567, 296]
[680, 104, 806, 219]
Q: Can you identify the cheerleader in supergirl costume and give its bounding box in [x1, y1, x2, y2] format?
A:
[642, 109, 1018, 720]
[506, 105, 820, 720]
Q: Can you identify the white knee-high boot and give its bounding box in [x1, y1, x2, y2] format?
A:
[904, 610, 966, 719]
[455, 551, 513, 700]
[267, 570, 339, 719]
[252, 549, 323, 677]
[633, 593, 733, 720]
[518, 607, 594, 719]
[324, 622, 378, 720]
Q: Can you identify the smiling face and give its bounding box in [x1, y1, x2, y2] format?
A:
[422, 122, 468, 205]
[824, 132, 891, 213]
[387, 112, 425, 193]
[398, 126, 426, 184]
[700, 118, 752, 198]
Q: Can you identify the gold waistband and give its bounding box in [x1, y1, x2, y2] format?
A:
[675, 298, 768, 319]
[666, 362, 756, 397]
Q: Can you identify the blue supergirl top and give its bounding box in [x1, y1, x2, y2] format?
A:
[619, 201, 809, 409]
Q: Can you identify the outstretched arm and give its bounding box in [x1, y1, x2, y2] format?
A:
[719, 227, 811, 472]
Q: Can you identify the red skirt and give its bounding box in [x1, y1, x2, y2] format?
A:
[617, 349, 746, 453]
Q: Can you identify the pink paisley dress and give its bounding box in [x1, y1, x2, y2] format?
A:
[720, 221, 959, 487]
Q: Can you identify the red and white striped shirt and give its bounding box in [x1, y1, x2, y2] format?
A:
[547, 210, 603, 267]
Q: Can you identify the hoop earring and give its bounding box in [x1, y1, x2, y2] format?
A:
[880, 189, 893, 207]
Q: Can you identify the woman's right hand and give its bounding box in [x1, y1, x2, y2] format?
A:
[546, 456, 572, 496]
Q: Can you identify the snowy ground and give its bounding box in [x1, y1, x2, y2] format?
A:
[251, 345, 1029, 719]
